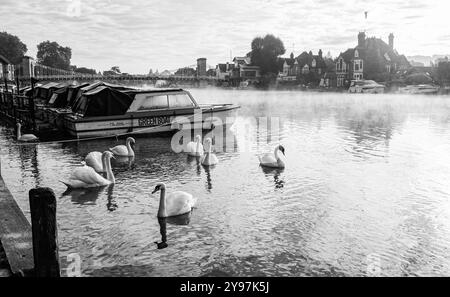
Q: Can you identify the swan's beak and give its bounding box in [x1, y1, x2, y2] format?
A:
[152, 189, 158, 194]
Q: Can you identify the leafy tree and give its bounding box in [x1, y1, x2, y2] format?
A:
[0, 31, 28, 64]
[250, 34, 285, 75]
[37, 41, 72, 70]
[71, 65, 96, 75]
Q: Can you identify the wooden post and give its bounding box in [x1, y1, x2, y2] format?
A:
[29, 188, 60, 277]
[30, 77, 36, 132]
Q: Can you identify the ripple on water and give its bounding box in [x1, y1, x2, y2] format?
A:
[2, 91, 450, 276]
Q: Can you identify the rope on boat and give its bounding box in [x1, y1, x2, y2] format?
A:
[5, 112, 204, 147]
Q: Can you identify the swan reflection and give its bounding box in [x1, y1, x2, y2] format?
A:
[260, 166, 285, 189]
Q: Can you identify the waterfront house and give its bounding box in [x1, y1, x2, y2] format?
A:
[0, 54, 15, 81]
[15, 56, 36, 79]
[232, 57, 261, 82]
[335, 32, 410, 87]
[277, 50, 327, 84]
[216, 63, 234, 80]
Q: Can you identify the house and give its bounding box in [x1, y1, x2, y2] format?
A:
[232, 57, 261, 82]
[0, 54, 15, 81]
[216, 63, 235, 80]
[335, 32, 411, 87]
[277, 50, 327, 83]
[15, 56, 36, 78]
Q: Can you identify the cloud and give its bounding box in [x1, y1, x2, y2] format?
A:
[1, 0, 449, 72]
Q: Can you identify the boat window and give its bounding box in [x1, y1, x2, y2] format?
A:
[138, 95, 168, 110]
[168, 93, 194, 108]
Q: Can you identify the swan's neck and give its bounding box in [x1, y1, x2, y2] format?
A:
[126, 140, 134, 156]
[158, 189, 167, 218]
[274, 146, 280, 160]
[102, 156, 115, 183]
[17, 126, 21, 139]
[274, 147, 284, 166]
[196, 138, 201, 153]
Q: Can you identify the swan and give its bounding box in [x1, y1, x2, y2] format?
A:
[186, 135, 204, 157]
[201, 138, 219, 166]
[60, 151, 115, 189]
[152, 183, 197, 218]
[109, 137, 135, 157]
[259, 145, 286, 168]
[16, 123, 38, 142]
[84, 151, 104, 173]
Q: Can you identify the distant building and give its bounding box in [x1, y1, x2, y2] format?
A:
[335, 32, 410, 87]
[216, 63, 234, 80]
[197, 58, 207, 76]
[0, 53, 15, 81]
[277, 50, 327, 83]
[232, 57, 260, 82]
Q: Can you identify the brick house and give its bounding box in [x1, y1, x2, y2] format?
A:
[336, 32, 410, 87]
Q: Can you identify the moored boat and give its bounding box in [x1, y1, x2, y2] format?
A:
[63, 88, 240, 138]
[397, 84, 439, 95]
[348, 80, 385, 94]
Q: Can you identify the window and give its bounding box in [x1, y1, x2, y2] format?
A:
[355, 50, 359, 58]
[168, 93, 194, 108]
[312, 59, 316, 68]
[138, 95, 168, 110]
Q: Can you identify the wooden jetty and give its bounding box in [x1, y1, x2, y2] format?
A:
[0, 158, 60, 277]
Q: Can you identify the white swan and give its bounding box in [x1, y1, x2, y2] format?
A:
[201, 138, 219, 166]
[186, 135, 204, 157]
[259, 145, 286, 168]
[84, 151, 104, 173]
[60, 151, 115, 189]
[109, 137, 135, 157]
[152, 183, 197, 218]
[16, 123, 38, 142]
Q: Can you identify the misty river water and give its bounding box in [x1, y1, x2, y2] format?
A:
[1, 89, 450, 276]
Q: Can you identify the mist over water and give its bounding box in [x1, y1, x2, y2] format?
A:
[1, 89, 450, 276]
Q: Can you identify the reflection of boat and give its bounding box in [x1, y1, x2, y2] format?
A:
[348, 80, 385, 94]
[397, 84, 439, 94]
[63, 88, 240, 138]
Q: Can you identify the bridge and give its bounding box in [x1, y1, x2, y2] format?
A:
[16, 61, 227, 86]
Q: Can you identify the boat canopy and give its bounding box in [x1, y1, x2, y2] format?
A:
[72, 86, 134, 117]
[65, 83, 90, 108]
[34, 82, 60, 99]
[72, 81, 135, 111]
[48, 85, 71, 107]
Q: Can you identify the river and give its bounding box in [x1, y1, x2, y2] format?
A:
[1, 89, 450, 276]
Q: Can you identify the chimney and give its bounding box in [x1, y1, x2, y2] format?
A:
[318, 49, 323, 58]
[358, 32, 365, 47]
[389, 33, 394, 49]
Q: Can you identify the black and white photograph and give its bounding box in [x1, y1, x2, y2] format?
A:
[0, 0, 449, 288]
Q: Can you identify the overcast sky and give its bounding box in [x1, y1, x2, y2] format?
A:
[1, 0, 449, 73]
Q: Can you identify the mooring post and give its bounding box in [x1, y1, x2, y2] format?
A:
[29, 188, 60, 277]
[30, 77, 37, 132]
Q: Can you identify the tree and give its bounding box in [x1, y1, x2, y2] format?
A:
[71, 65, 96, 75]
[37, 41, 72, 70]
[249, 34, 285, 75]
[0, 31, 28, 64]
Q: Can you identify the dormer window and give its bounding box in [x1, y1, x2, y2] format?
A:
[312, 59, 316, 68]
[355, 50, 359, 58]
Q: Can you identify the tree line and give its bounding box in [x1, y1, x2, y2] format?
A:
[0, 31, 97, 75]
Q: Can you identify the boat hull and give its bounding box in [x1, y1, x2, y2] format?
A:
[63, 105, 239, 138]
